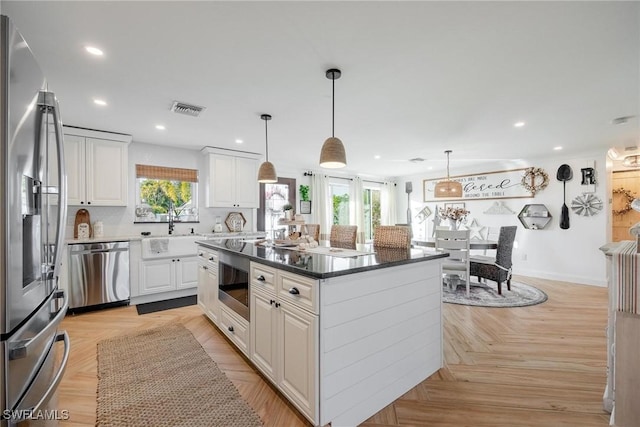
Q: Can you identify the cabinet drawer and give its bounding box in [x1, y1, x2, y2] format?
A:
[278, 271, 317, 314]
[218, 305, 249, 357]
[206, 250, 218, 270]
[251, 263, 276, 293]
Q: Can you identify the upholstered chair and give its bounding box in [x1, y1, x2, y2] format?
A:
[469, 226, 517, 295]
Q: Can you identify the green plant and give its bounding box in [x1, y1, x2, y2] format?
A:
[299, 185, 310, 202]
[282, 203, 293, 211]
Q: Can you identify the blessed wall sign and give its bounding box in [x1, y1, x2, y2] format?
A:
[423, 168, 534, 201]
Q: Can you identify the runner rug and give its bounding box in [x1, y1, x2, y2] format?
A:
[96, 324, 263, 427]
[443, 280, 548, 308]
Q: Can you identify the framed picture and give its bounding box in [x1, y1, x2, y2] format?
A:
[300, 200, 311, 214]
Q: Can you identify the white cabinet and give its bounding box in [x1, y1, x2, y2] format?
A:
[139, 256, 198, 295]
[197, 248, 219, 324]
[201, 147, 260, 208]
[249, 263, 318, 421]
[63, 127, 130, 206]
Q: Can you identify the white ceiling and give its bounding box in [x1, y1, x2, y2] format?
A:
[2, 1, 639, 178]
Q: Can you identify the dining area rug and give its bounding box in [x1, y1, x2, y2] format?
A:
[96, 324, 263, 427]
[442, 280, 548, 308]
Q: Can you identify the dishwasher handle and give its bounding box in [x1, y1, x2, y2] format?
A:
[71, 248, 129, 255]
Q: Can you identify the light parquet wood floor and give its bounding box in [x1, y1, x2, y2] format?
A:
[57, 275, 610, 426]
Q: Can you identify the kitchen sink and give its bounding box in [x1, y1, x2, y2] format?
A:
[141, 235, 200, 259]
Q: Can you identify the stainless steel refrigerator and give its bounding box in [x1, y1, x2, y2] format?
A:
[0, 15, 70, 424]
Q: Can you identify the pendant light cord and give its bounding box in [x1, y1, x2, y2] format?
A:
[446, 150, 451, 180]
[331, 73, 335, 137]
[264, 118, 269, 162]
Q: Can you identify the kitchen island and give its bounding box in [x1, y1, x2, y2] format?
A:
[196, 239, 447, 426]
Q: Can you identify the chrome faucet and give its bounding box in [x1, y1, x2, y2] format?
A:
[168, 200, 175, 235]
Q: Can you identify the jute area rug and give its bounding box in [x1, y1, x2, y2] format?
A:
[96, 324, 263, 427]
[442, 280, 548, 308]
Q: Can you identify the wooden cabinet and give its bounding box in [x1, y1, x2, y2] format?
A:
[139, 256, 198, 295]
[63, 127, 130, 206]
[197, 248, 219, 324]
[249, 263, 318, 421]
[201, 147, 260, 208]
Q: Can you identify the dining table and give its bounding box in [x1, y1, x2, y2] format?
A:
[412, 238, 498, 250]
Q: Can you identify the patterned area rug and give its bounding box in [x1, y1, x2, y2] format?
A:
[442, 280, 548, 307]
[96, 324, 263, 427]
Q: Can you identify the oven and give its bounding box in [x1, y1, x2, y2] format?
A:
[218, 250, 250, 321]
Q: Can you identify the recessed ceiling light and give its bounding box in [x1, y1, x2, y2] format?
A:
[235, 139, 243, 144]
[374, 155, 381, 160]
[93, 98, 107, 106]
[85, 46, 104, 56]
[155, 125, 166, 130]
[514, 121, 526, 128]
[554, 146, 563, 151]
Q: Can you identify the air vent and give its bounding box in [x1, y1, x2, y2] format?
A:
[170, 101, 206, 117]
[409, 157, 425, 163]
[625, 145, 638, 152]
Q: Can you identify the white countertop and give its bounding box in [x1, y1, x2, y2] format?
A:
[66, 231, 267, 245]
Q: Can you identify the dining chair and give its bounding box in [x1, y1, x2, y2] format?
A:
[435, 229, 471, 296]
[469, 226, 517, 295]
[329, 225, 357, 249]
[303, 223, 320, 242]
[373, 225, 412, 249]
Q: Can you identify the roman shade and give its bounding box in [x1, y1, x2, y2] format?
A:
[136, 165, 198, 182]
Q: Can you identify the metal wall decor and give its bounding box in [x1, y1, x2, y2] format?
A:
[484, 201, 515, 215]
[571, 194, 603, 217]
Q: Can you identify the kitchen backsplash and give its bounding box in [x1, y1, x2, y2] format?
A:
[65, 205, 255, 238]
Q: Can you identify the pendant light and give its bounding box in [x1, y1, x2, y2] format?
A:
[434, 150, 463, 198]
[257, 114, 277, 183]
[319, 68, 347, 168]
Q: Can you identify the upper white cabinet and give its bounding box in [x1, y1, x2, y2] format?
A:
[63, 127, 131, 206]
[201, 147, 260, 208]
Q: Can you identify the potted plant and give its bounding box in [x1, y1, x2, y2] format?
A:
[299, 185, 310, 202]
[282, 203, 294, 220]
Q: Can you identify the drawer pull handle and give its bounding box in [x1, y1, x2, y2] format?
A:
[228, 326, 234, 333]
[257, 275, 266, 282]
[270, 299, 275, 305]
[275, 302, 280, 308]
[203, 266, 208, 270]
[209, 257, 214, 261]
[288, 287, 300, 295]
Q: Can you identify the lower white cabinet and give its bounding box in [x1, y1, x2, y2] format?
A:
[250, 266, 318, 422]
[197, 249, 219, 325]
[218, 304, 249, 357]
[139, 256, 198, 295]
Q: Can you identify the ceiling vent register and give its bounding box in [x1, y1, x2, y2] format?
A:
[170, 101, 206, 117]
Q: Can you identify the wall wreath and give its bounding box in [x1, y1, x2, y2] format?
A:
[612, 187, 635, 215]
[521, 167, 549, 195]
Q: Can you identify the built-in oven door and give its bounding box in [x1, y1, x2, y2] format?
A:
[218, 251, 250, 321]
[3, 289, 69, 415]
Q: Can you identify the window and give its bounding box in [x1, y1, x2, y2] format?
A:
[329, 182, 350, 225]
[363, 186, 381, 240]
[258, 177, 296, 239]
[134, 165, 199, 223]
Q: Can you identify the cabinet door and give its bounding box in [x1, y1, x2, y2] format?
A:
[197, 264, 209, 312]
[139, 259, 174, 294]
[234, 156, 259, 208]
[85, 137, 128, 206]
[206, 269, 218, 324]
[278, 301, 317, 419]
[64, 134, 85, 205]
[175, 256, 198, 289]
[208, 154, 235, 207]
[250, 289, 277, 382]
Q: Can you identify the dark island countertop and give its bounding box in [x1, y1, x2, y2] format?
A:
[196, 239, 448, 279]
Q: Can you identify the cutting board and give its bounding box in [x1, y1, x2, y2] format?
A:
[74, 209, 93, 239]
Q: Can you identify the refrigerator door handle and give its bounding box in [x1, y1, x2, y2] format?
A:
[38, 90, 67, 278]
[9, 290, 68, 360]
[14, 331, 70, 422]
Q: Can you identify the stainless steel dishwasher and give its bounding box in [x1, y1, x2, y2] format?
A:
[68, 241, 130, 311]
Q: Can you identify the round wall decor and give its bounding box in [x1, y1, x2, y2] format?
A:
[521, 167, 549, 195]
[612, 187, 635, 215]
[571, 193, 603, 217]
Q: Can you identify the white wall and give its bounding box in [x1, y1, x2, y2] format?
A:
[397, 151, 609, 286]
[65, 142, 256, 238]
